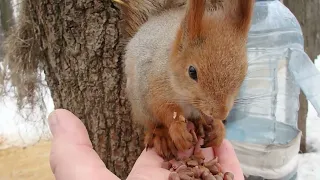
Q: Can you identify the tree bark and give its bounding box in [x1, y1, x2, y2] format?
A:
[283, 0, 320, 153]
[0, 0, 14, 61]
[23, 0, 144, 178]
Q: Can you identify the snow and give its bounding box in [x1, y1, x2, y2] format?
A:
[297, 56, 320, 179]
[0, 71, 54, 149]
[0, 0, 53, 148]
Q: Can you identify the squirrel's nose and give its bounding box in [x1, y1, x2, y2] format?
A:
[208, 106, 229, 120]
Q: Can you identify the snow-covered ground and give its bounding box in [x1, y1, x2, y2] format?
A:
[0, 74, 54, 149]
[297, 57, 320, 179]
[0, 0, 52, 148]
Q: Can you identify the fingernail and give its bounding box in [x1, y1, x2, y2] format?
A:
[48, 111, 58, 136]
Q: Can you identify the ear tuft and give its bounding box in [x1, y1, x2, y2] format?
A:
[225, 0, 255, 33]
[184, 0, 206, 41]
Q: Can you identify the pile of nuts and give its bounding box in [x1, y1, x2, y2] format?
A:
[161, 113, 235, 180]
[162, 154, 234, 180]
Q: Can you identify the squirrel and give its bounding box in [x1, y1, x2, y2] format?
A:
[121, 0, 254, 160]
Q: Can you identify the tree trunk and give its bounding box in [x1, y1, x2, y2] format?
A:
[0, 0, 14, 35]
[283, 0, 320, 153]
[0, 0, 14, 61]
[20, 0, 144, 178]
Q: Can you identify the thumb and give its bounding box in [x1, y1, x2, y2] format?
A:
[48, 109, 120, 180]
[214, 140, 244, 180]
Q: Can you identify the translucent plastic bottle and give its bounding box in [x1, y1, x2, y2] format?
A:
[225, 1, 320, 179]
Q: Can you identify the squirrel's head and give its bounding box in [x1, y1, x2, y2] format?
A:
[169, 0, 254, 121]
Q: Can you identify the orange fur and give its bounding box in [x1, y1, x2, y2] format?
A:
[125, 0, 254, 160]
[185, 0, 206, 41]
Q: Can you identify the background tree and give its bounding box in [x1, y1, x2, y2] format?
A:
[283, 0, 320, 153]
[0, 0, 14, 62]
[0, 0, 14, 35]
[1, 0, 144, 178]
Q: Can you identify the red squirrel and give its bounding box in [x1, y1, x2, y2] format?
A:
[122, 0, 254, 160]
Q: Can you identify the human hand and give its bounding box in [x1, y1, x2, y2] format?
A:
[48, 109, 244, 180]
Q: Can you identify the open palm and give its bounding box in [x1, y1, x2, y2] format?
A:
[48, 109, 244, 180]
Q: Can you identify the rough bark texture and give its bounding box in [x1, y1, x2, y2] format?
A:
[284, 0, 320, 153]
[24, 0, 144, 178]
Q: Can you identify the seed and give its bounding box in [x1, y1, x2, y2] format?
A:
[204, 174, 217, 180]
[214, 175, 223, 180]
[204, 157, 218, 167]
[169, 172, 180, 180]
[192, 166, 202, 178]
[207, 165, 219, 175]
[223, 172, 234, 180]
[179, 172, 193, 180]
[201, 168, 211, 179]
[215, 163, 223, 172]
[187, 159, 199, 167]
[178, 169, 194, 177]
[176, 165, 188, 173]
[170, 159, 185, 170]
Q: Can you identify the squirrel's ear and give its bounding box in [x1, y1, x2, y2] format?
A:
[183, 0, 206, 42]
[223, 0, 255, 33]
[172, 0, 205, 55]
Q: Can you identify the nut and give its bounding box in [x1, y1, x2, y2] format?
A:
[215, 163, 223, 172]
[201, 168, 211, 179]
[203, 157, 218, 167]
[214, 175, 223, 180]
[169, 172, 180, 180]
[223, 172, 234, 180]
[170, 159, 185, 170]
[165, 119, 235, 180]
[192, 166, 202, 178]
[179, 172, 194, 180]
[204, 174, 217, 180]
[176, 165, 188, 173]
[207, 165, 219, 175]
[186, 159, 199, 167]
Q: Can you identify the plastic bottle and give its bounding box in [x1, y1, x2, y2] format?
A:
[225, 1, 320, 179]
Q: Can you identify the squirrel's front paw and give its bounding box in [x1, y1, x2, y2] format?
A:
[144, 125, 178, 160]
[202, 120, 225, 148]
[169, 115, 194, 151]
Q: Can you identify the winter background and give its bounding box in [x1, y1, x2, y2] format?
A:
[0, 0, 320, 179]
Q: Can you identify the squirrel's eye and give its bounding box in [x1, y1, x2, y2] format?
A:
[188, 66, 198, 81]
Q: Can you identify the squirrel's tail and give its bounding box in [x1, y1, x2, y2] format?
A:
[114, 0, 185, 37]
[116, 0, 254, 37]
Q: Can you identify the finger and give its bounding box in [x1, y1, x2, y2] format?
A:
[201, 147, 215, 162]
[49, 109, 120, 180]
[127, 148, 170, 180]
[128, 147, 214, 180]
[213, 139, 244, 180]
